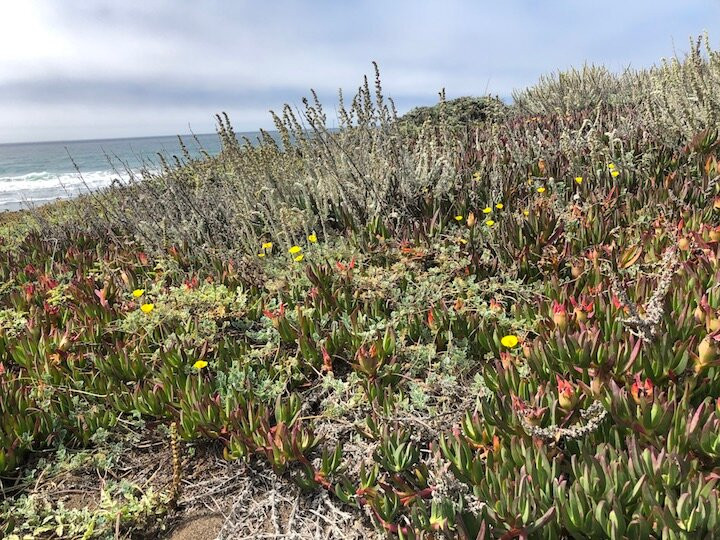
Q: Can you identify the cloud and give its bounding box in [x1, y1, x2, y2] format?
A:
[0, 0, 718, 142]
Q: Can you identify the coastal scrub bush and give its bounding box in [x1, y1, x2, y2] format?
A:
[513, 33, 720, 143]
[41, 64, 463, 265]
[399, 94, 508, 130]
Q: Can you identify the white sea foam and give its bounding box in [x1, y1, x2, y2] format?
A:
[0, 170, 126, 192]
[0, 170, 138, 211]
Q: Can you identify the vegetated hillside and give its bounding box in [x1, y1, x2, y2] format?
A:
[2, 38, 720, 538]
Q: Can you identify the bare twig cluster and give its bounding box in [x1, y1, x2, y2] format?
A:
[611, 246, 680, 342]
[521, 401, 608, 443]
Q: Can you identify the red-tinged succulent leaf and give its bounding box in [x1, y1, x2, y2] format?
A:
[619, 245, 643, 269]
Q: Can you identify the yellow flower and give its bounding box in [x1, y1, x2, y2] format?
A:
[608, 163, 616, 170]
[262, 242, 273, 250]
[575, 176, 583, 184]
[458, 237, 468, 245]
[193, 360, 208, 370]
[257, 253, 266, 258]
[483, 207, 492, 214]
[537, 187, 546, 193]
[289, 245, 302, 254]
[308, 233, 317, 243]
[523, 210, 529, 216]
[455, 215, 463, 221]
[294, 254, 304, 262]
[501, 335, 519, 348]
[495, 203, 504, 210]
[611, 170, 620, 178]
[132, 289, 144, 298]
[485, 220, 495, 226]
[140, 303, 154, 314]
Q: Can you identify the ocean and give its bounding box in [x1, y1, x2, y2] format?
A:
[0, 133, 227, 212]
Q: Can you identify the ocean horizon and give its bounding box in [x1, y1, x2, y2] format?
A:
[0, 132, 243, 212]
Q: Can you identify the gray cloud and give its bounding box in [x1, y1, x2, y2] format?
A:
[0, 0, 718, 142]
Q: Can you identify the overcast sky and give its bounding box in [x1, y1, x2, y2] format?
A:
[0, 1, 718, 143]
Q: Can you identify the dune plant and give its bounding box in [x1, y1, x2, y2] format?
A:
[3, 36, 720, 539]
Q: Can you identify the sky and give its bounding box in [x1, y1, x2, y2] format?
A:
[0, 1, 718, 144]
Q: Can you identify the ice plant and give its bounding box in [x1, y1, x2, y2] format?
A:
[708, 317, 720, 333]
[694, 295, 709, 323]
[630, 374, 654, 405]
[511, 395, 547, 427]
[552, 301, 568, 331]
[336, 258, 356, 272]
[140, 303, 154, 314]
[22, 283, 35, 302]
[569, 296, 593, 324]
[489, 298, 503, 313]
[556, 375, 578, 410]
[132, 289, 144, 298]
[570, 260, 585, 279]
[500, 334, 519, 348]
[193, 360, 208, 370]
[696, 336, 718, 372]
[500, 351, 514, 369]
